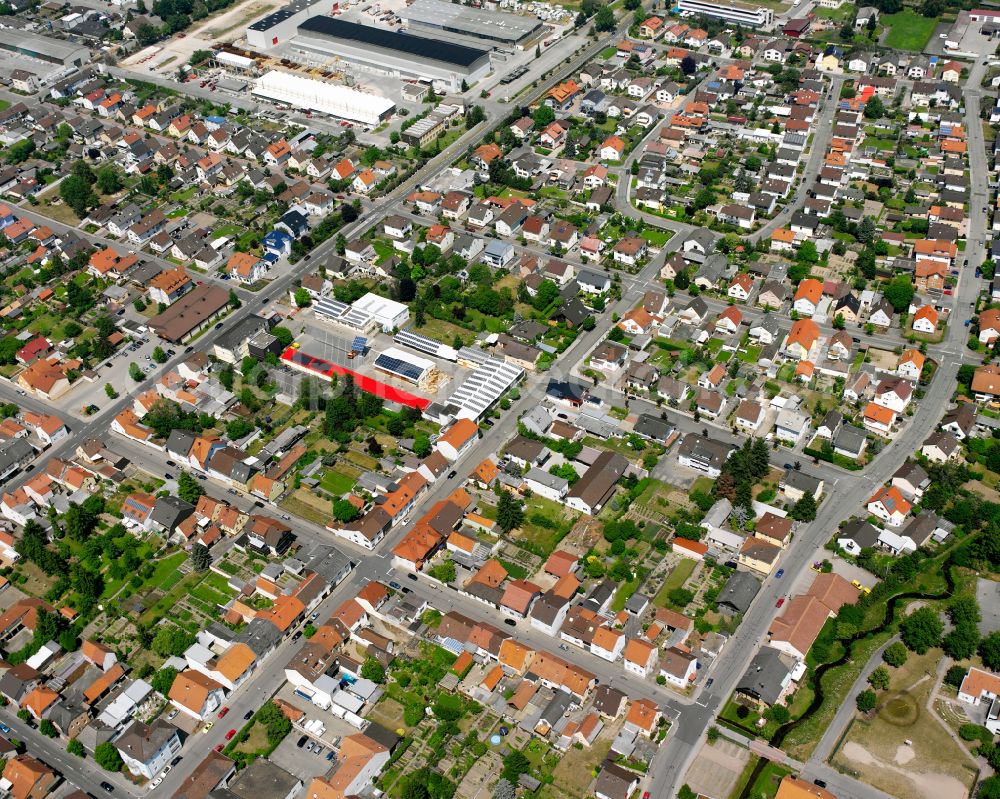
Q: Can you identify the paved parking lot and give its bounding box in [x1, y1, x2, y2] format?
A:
[270, 729, 339, 782]
[976, 576, 1000, 637]
[48, 330, 170, 420]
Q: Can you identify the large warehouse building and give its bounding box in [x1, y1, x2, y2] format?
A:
[290, 17, 491, 92]
[401, 0, 544, 50]
[251, 70, 395, 125]
[247, 0, 335, 48]
[0, 31, 90, 67]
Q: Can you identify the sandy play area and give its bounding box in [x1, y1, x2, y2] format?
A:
[832, 650, 977, 799]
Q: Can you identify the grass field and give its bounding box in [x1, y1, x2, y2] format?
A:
[882, 10, 937, 51]
[319, 468, 356, 496]
[832, 649, 978, 798]
[654, 559, 696, 606]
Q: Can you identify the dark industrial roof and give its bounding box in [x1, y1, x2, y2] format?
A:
[297, 16, 489, 67]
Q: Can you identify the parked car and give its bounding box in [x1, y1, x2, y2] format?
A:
[407, 573, 418, 582]
[225, 729, 237, 740]
[243, 710, 253, 720]
[101, 783, 114, 793]
[217, 707, 229, 718]
[296, 736, 308, 748]
[389, 581, 402, 590]
[775, 569, 785, 578]
[504, 618, 517, 627]
[775, 597, 785, 608]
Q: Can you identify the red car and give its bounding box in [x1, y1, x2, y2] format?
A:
[213, 744, 223, 752]
[775, 597, 785, 608]
[217, 707, 229, 718]
[643, 793, 650, 799]
[225, 729, 237, 741]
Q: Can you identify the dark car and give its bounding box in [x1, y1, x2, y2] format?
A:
[706, 678, 714, 688]
[503, 618, 517, 627]
[389, 581, 402, 590]
[101, 783, 114, 793]
[813, 779, 827, 789]
[407, 573, 418, 582]
[447, 470, 457, 479]
[296, 736, 308, 748]
[244, 710, 253, 720]
[775, 569, 785, 578]
[214, 322, 224, 329]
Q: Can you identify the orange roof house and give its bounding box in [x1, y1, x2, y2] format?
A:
[392, 524, 442, 570]
[864, 402, 896, 429]
[774, 775, 837, 799]
[913, 305, 939, 330]
[2, 755, 56, 799]
[973, 364, 1000, 398]
[169, 670, 224, 718]
[771, 228, 795, 246]
[672, 537, 708, 559]
[498, 639, 535, 673]
[21, 686, 59, 719]
[435, 418, 479, 460]
[469, 559, 508, 588]
[552, 572, 581, 599]
[547, 79, 580, 105]
[544, 550, 578, 577]
[213, 643, 256, 686]
[471, 458, 498, 486]
[793, 278, 823, 307]
[786, 318, 820, 355]
[259, 594, 305, 632]
[625, 697, 660, 733]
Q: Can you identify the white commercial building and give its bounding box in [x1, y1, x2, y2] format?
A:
[676, 0, 774, 26]
[352, 293, 410, 332]
[251, 71, 395, 126]
[246, 0, 335, 48]
[441, 357, 523, 421]
[373, 347, 435, 386]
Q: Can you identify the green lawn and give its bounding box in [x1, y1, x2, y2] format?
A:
[149, 552, 188, 590]
[599, 46, 618, 59]
[0, 100, 9, 112]
[654, 559, 696, 606]
[641, 228, 673, 248]
[320, 468, 356, 496]
[882, 9, 937, 51]
[611, 576, 641, 612]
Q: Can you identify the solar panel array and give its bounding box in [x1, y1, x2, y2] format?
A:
[351, 336, 368, 353]
[315, 297, 349, 319]
[448, 357, 523, 418]
[456, 346, 489, 366]
[395, 328, 447, 358]
[374, 353, 426, 383]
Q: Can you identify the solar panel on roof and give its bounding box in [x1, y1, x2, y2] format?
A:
[394, 328, 444, 357]
[374, 353, 425, 383]
[315, 298, 349, 319]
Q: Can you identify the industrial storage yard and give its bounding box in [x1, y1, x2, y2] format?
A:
[114, 0, 574, 136]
